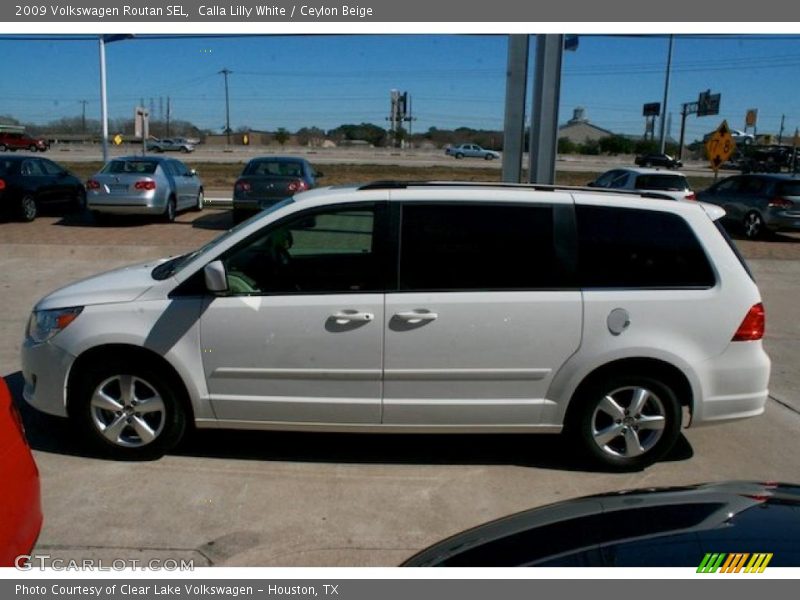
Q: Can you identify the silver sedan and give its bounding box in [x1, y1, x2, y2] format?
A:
[86, 155, 204, 222]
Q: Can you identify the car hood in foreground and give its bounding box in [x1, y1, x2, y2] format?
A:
[35, 259, 169, 311]
[402, 481, 800, 567]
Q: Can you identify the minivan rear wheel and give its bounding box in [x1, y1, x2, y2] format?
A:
[72, 360, 186, 460]
[570, 374, 681, 471]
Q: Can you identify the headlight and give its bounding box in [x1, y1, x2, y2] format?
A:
[26, 307, 83, 344]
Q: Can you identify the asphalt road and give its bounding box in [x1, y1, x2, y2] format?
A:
[32, 143, 726, 177]
[1, 211, 798, 567]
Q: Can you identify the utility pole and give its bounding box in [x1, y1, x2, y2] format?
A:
[219, 68, 232, 144]
[659, 34, 674, 154]
[79, 100, 88, 135]
[778, 114, 785, 145]
[166, 96, 171, 138]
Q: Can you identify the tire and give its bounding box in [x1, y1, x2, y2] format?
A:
[232, 208, 248, 224]
[569, 374, 681, 471]
[455, 152, 464, 159]
[743, 211, 764, 239]
[29, 144, 37, 152]
[193, 189, 204, 211]
[92, 210, 112, 225]
[72, 187, 87, 213]
[18, 194, 38, 222]
[0, 144, 6, 152]
[484, 154, 494, 160]
[180, 147, 190, 153]
[71, 359, 187, 460]
[163, 196, 177, 222]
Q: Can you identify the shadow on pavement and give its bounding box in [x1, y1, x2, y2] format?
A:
[5, 370, 694, 472]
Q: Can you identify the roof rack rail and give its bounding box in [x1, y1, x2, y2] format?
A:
[356, 180, 675, 201]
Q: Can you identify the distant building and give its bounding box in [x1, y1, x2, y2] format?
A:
[558, 107, 615, 144]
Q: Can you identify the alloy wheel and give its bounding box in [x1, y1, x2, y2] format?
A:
[590, 386, 667, 458]
[89, 374, 166, 448]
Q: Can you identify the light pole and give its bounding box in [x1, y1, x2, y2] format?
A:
[98, 34, 133, 163]
[659, 34, 674, 154]
[219, 68, 232, 144]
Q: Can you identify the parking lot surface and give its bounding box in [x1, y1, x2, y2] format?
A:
[1, 210, 799, 566]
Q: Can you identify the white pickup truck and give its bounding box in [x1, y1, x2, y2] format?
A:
[445, 143, 501, 160]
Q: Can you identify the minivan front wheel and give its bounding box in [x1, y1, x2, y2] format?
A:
[571, 375, 681, 471]
[73, 361, 186, 460]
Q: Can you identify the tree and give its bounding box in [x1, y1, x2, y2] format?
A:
[598, 135, 634, 155]
[296, 126, 325, 147]
[558, 137, 577, 154]
[274, 127, 290, 146]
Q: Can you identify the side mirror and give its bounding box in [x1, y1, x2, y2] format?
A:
[204, 260, 228, 293]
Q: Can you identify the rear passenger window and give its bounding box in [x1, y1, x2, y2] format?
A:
[399, 204, 567, 291]
[576, 205, 715, 288]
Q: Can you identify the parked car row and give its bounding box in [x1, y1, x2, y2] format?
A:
[589, 166, 800, 239]
[1, 155, 203, 223]
[2, 152, 799, 242]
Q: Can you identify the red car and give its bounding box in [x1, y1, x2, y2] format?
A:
[0, 377, 42, 567]
[0, 131, 49, 153]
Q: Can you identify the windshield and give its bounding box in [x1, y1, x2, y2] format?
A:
[243, 159, 304, 177]
[151, 198, 295, 280]
[102, 160, 158, 175]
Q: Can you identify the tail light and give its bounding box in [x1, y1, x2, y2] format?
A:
[134, 180, 156, 191]
[684, 192, 696, 201]
[86, 179, 100, 190]
[768, 197, 793, 208]
[287, 179, 309, 193]
[235, 180, 251, 193]
[0, 178, 6, 191]
[732, 303, 765, 341]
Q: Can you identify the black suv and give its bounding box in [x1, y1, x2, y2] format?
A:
[634, 153, 682, 169]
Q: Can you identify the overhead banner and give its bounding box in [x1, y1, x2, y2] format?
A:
[4, 0, 800, 22]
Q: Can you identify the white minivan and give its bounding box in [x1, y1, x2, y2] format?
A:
[21, 182, 770, 470]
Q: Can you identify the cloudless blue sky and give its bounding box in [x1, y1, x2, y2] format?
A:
[1, 34, 799, 142]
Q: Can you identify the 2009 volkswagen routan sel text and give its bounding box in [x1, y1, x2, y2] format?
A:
[21, 182, 771, 470]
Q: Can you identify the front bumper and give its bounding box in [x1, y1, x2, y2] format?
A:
[21, 338, 75, 418]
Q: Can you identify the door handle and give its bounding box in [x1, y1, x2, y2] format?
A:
[394, 310, 438, 324]
[332, 310, 375, 324]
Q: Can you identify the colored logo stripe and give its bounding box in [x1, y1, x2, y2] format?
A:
[697, 553, 772, 573]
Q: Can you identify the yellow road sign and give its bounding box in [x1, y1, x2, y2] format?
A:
[705, 120, 735, 172]
[113, 134, 123, 146]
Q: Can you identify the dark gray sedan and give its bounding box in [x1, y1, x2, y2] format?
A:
[232, 156, 321, 223]
[697, 174, 800, 238]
